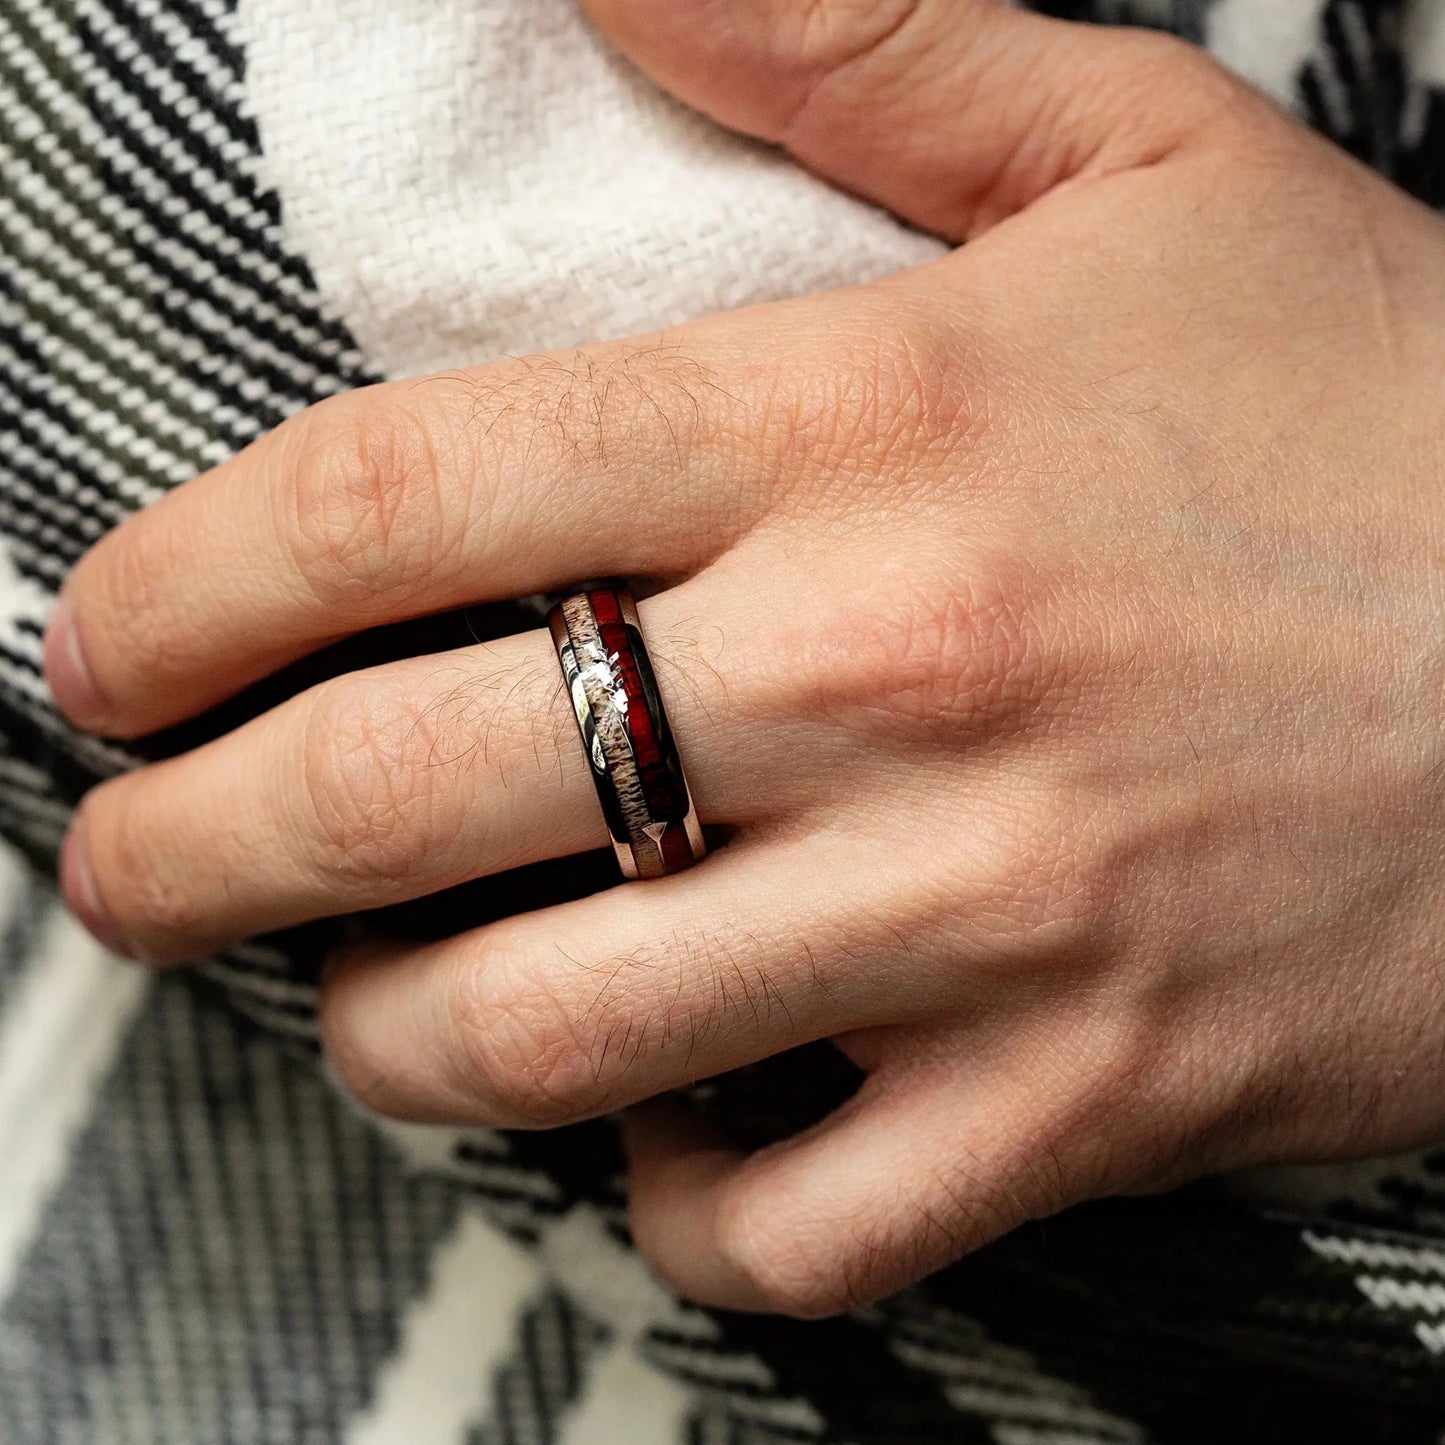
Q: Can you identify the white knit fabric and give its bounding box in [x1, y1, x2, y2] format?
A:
[1207, 0, 1329, 102]
[237, 0, 945, 381]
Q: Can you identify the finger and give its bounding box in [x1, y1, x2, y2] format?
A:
[63, 561, 767, 964]
[621, 1049, 1115, 1316]
[581, 0, 1261, 240]
[317, 831, 941, 1128]
[42, 309, 799, 738]
[63, 626, 572, 965]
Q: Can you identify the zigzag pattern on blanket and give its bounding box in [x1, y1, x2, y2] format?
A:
[5, 0, 1445, 1441]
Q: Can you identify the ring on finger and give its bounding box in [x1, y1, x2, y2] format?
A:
[548, 581, 706, 880]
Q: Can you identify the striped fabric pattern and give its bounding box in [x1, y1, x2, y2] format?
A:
[4, 0, 1445, 1440]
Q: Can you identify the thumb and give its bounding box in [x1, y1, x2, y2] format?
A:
[580, 0, 1259, 240]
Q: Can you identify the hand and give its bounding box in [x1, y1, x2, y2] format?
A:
[44, 0, 1445, 1317]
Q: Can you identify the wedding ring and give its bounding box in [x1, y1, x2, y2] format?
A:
[547, 582, 706, 880]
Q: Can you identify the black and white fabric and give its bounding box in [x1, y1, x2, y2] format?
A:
[3, 1, 1445, 1440]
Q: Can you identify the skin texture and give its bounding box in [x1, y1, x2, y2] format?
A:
[43, 0, 1445, 1317]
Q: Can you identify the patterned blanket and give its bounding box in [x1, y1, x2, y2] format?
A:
[3, 1, 1445, 1440]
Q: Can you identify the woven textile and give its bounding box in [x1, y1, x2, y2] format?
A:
[3, 1, 1445, 1440]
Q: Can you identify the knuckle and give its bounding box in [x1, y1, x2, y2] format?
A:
[791, 563, 1065, 737]
[864, 316, 987, 460]
[445, 953, 597, 1128]
[767, 315, 985, 497]
[884, 575, 1047, 722]
[297, 679, 444, 889]
[280, 389, 469, 607]
[953, 788, 1103, 952]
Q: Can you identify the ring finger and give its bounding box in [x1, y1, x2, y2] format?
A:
[63, 584, 776, 966]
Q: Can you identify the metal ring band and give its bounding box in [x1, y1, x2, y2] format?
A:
[547, 582, 706, 880]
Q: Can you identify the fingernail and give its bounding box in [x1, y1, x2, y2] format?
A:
[59, 815, 140, 961]
[44, 596, 110, 729]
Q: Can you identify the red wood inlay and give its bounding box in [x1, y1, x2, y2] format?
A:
[588, 588, 683, 824]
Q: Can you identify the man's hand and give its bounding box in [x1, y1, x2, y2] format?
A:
[44, 0, 1445, 1316]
